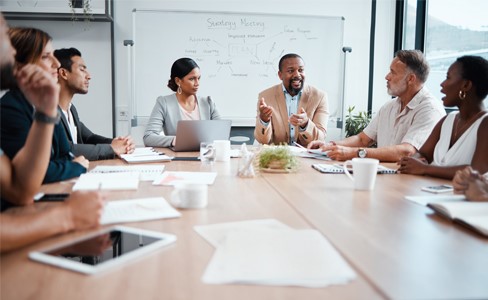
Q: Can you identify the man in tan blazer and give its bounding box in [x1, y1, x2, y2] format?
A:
[254, 53, 329, 147]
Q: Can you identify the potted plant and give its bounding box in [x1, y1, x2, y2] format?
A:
[68, 0, 92, 23]
[257, 145, 298, 172]
[344, 106, 372, 137]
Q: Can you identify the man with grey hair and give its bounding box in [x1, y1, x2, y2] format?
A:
[308, 50, 446, 162]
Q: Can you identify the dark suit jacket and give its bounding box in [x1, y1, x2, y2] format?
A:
[0, 89, 86, 185]
[59, 104, 115, 160]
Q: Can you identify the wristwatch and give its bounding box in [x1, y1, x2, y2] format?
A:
[358, 148, 367, 158]
[33, 110, 61, 124]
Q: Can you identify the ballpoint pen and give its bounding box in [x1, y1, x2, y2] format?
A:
[292, 141, 306, 149]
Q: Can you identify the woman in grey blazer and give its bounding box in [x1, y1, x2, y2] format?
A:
[143, 58, 221, 147]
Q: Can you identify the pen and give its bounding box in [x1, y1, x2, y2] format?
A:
[293, 141, 306, 149]
[68, 152, 76, 160]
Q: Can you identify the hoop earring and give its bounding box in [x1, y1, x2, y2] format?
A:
[458, 90, 466, 100]
[177, 85, 182, 95]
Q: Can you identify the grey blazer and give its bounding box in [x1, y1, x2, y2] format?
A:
[59, 104, 115, 161]
[143, 94, 221, 147]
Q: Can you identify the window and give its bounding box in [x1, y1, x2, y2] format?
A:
[424, 0, 488, 103]
[398, 0, 488, 105]
[402, 0, 417, 50]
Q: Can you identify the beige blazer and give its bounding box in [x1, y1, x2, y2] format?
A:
[254, 84, 329, 146]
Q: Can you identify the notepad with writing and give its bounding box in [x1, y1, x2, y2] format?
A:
[427, 201, 488, 237]
[312, 164, 397, 174]
[90, 165, 165, 181]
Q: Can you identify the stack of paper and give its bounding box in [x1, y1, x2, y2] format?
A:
[101, 197, 181, 225]
[90, 165, 165, 181]
[72, 173, 140, 191]
[153, 171, 217, 186]
[120, 147, 172, 164]
[195, 219, 356, 288]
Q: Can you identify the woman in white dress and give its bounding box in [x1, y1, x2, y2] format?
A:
[398, 56, 488, 179]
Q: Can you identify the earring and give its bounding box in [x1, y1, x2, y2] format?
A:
[177, 85, 182, 95]
[458, 90, 466, 100]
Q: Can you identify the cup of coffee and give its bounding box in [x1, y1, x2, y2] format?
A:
[170, 183, 208, 209]
[213, 140, 231, 162]
[343, 158, 379, 190]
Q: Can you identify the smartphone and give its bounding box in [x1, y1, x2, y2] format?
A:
[421, 184, 454, 194]
[35, 193, 70, 202]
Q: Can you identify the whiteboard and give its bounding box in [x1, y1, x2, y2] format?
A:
[132, 10, 344, 126]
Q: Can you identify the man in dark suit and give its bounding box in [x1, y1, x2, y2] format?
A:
[54, 48, 135, 161]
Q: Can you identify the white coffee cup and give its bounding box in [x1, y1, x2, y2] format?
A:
[213, 140, 231, 162]
[343, 158, 379, 190]
[170, 183, 208, 209]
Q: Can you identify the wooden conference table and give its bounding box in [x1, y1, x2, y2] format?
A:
[1, 148, 487, 300]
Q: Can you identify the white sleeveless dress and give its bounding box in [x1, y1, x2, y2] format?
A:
[432, 111, 488, 166]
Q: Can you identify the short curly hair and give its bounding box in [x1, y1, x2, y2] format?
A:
[455, 55, 488, 100]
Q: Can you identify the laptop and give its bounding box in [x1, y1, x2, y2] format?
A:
[170, 120, 232, 152]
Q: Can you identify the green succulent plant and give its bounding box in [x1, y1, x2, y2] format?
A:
[258, 145, 298, 170]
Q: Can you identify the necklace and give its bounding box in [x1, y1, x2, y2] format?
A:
[453, 110, 486, 140]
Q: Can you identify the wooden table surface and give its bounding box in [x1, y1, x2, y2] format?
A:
[1, 149, 487, 300]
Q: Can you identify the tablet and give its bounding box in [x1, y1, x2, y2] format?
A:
[29, 226, 176, 275]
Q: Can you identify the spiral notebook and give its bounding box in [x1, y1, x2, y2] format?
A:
[312, 164, 397, 174]
[90, 165, 165, 181]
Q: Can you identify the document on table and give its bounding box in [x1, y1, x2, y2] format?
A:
[194, 219, 291, 248]
[101, 197, 181, 225]
[288, 145, 331, 160]
[72, 173, 139, 191]
[153, 171, 218, 186]
[90, 165, 165, 181]
[195, 219, 356, 288]
[404, 194, 466, 206]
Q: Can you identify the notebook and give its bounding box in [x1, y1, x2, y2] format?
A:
[312, 163, 397, 174]
[171, 120, 232, 152]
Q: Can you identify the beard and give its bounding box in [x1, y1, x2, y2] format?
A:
[387, 76, 408, 97]
[287, 77, 304, 96]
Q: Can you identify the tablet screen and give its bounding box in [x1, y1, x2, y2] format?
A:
[29, 226, 176, 274]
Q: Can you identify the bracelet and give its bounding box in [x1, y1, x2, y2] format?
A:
[33, 110, 61, 124]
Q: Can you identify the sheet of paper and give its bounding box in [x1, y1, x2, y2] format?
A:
[201, 228, 356, 288]
[404, 194, 466, 206]
[72, 173, 139, 191]
[90, 165, 165, 181]
[194, 219, 291, 248]
[153, 171, 218, 186]
[101, 197, 181, 225]
[460, 215, 488, 236]
[288, 145, 331, 160]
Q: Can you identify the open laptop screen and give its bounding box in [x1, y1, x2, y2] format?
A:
[171, 120, 232, 152]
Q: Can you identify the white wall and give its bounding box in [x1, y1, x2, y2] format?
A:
[7, 19, 114, 138]
[7, 0, 397, 144]
[113, 0, 395, 143]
